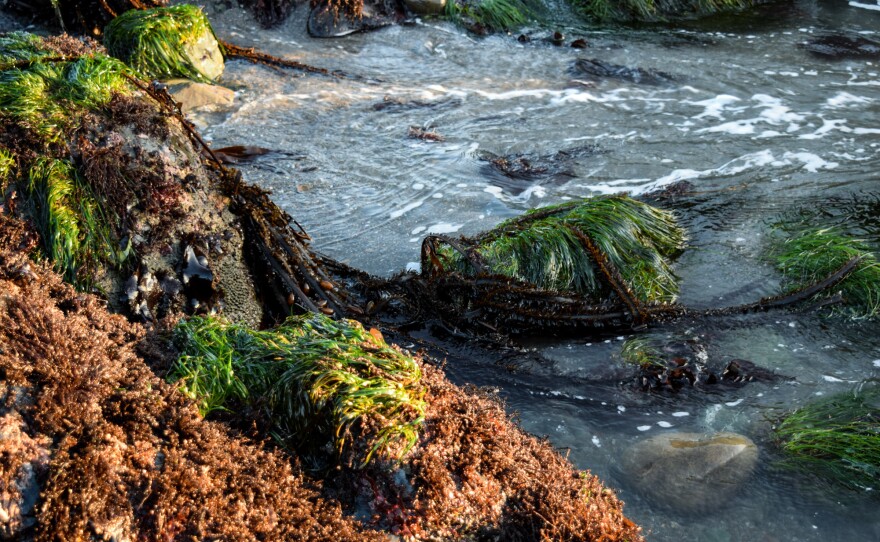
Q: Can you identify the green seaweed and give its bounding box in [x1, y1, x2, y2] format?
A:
[170, 314, 427, 465]
[431, 195, 686, 304]
[104, 4, 222, 83]
[445, 0, 542, 32]
[0, 31, 53, 66]
[775, 384, 880, 492]
[572, 0, 760, 22]
[771, 227, 880, 319]
[0, 147, 14, 190]
[620, 337, 665, 368]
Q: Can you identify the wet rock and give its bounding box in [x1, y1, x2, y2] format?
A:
[164, 79, 235, 112]
[404, 0, 446, 16]
[181, 30, 225, 81]
[622, 432, 758, 513]
[571, 58, 675, 86]
[308, 1, 393, 38]
[801, 34, 880, 60]
[478, 145, 600, 196]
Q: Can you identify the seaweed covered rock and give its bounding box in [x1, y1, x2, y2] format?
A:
[418, 195, 686, 332]
[775, 384, 880, 492]
[572, 0, 771, 23]
[168, 313, 644, 540]
[0, 213, 384, 541]
[769, 226, 880, 319]
[104, 4, 224, 82]
[0, 32, 260, 324]
[4, 0, 167, 35]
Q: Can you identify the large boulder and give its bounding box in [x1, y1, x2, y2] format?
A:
[621, 432, 758, 513]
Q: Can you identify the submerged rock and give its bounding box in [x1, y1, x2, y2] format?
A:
[801, 34, 880, 60]
[571, 58, 675, 86]
[622, 432, 758, 513]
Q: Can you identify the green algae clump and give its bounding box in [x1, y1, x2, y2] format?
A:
[775, 384, 880, 492]
[425, 195, 686, 304]
[104, 4, 224, 83]
[572, 0, 766, 23]
[771, 226, 880, 319]
[170, 314, 427, 465]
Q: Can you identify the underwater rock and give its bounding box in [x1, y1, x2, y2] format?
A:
[164, 79, 235, 112]
[622, 432, 758, 513]
[404, 0, 447, 15]
[801, 34, 880, 60]
[308, 1, 393, 38]
[571, 58, 675, 86]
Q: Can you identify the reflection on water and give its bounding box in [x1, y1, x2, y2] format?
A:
[203, 1, 880, 540]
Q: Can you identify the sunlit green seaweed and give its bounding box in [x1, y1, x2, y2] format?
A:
[170, 314, 427, 465]
[775, 384, 880, 492]
[430, 195, 686, 304]
[445, 0, 542, 32]
[572, 0, 761, 22]
[104, 4, 223, 83]
[771, 227, 880, 319]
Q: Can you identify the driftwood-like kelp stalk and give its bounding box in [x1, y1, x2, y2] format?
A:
[170, 314, 427, 465]
[775, 383, 880, 492]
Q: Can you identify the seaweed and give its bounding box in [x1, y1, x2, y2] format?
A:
[770, 226, 880, 319]
[170, 314, 427, 466]
[445, 0, 542, 32]
[571, 0, 763, 22]
[425, 195, 686, 305]
[775, 383, 880, 492]
[104, 4, 223, 83]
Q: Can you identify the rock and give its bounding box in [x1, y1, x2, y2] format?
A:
[801, 35, 880, 60]
[404, 0, 446, 16]
[165, 79, 235, 112]
[308, 1, 393, 38]
[621, 432, 758, 513]
[571, 58, 675, 86]
[181, 30, 225, 81]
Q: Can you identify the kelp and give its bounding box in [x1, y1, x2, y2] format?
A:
[104, 4, 223, 83]
[775, 383, 880, 492]
[572, 0, 764, 22]
[170, 314, 427, 466]
[770, 226, 880, 319]
[445, 0, 542, 32]
[425, 195, 686, 305]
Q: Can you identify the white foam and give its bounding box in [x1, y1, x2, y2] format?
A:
[688, 95, 743, 119]
[825, 92, 872, 108]
[799, 118, 851, 140]
[725, 399, 744, 407]
[657, 421, 673, 428]
[426, 223, 463, 234]
[411, 226, 426, 235]
[405, 262, 421, 273]
[389, 200, 425, 219]
[672, 411, 689, 417]
[637, 425, 652, 432]
[873, 359, 880, 368]
[850, 1, 880, 11]
[823, 375, 845, 382]
[782, 151, 839, 172]
[854, 127, 880, 134]
[591, 436, 602, 447]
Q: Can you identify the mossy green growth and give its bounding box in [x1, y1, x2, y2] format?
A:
[0, 31, 53, 66]
[771, 227, 880, 319]
[24, 158, 116, 284]
[104, 5, 224, 83]
[170, 314, 427, 465]
[0, 49, 132, 144]
[572, 0, 760, 22]
[620, 337, 665, 368]
[775, 384, 880, 492]
[429, 195, 686, 304]
[445, 0, 541, 32]
[0, 147, 14, 190]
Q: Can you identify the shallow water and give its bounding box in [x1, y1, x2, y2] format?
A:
[202, 1, 880, 540]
